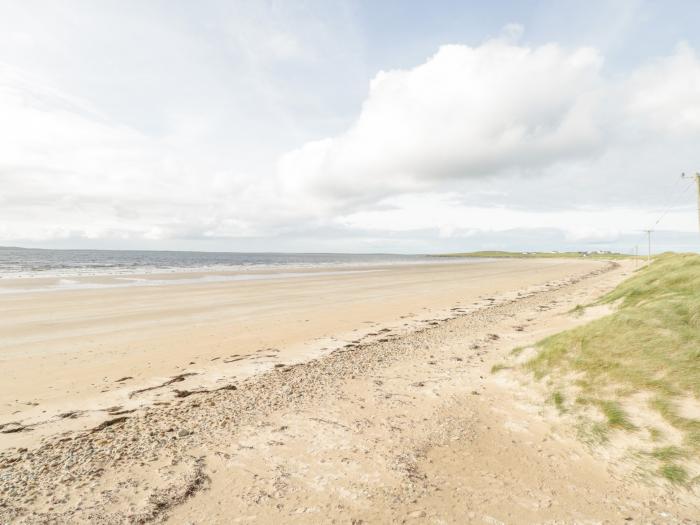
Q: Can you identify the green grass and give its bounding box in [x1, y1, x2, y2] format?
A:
[490, 363, 510, 374]
[660, 463, 688, 484]
[435, 250, 631, 259]
[648, 427, 664, 442]
[569, 304, 586, 317]
[510, 346, 524, 357]
[577, 420, 610, 445]
[525, 253, 700, 482]
[649, 446, 686, 461]
[598, 400, 636, 430]
[650, 396, 700, 450]
[528, 253, 700, 401]
[552, 391, 565, 412]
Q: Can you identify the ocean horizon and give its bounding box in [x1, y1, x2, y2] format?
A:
[0, 246, 467, 278]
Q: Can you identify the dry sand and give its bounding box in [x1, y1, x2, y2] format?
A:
[1, 258, 697, 523]
[1, 259, 596, 447]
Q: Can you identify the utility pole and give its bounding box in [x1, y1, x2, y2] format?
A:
[635, 245, 638, 268]
[695, 173, 700, 233]
[643, 230, 652, 264]
[682, 172, 700, 233]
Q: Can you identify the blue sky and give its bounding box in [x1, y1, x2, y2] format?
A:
[1, 0, 699, 253]
[357, 1, 700, 70]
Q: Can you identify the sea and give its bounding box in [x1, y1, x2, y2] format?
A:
[0, 246, 473, 279]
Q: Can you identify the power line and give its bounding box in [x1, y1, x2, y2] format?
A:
[647, 176, 694, 231]
[633, 175, 696, 263]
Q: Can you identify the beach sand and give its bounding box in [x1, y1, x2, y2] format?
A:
[1, 259, 595, 446]
[1, 258, 697, 522]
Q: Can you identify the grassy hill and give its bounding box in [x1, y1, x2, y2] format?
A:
[525, 253, 700, 484]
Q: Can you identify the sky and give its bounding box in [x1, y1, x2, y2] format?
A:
[1, 0, 700, 254]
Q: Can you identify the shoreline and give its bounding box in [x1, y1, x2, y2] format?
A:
[0, 253, 482, 281]
[0, 268, 386, 294]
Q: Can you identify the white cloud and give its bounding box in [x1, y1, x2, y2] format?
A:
[624, 43, 700, 134]
[279, 38, 605, 206]
[275, 36, 700, 248]
[337, 193, 697, 242]
[1, 8, 699, 252]
[0, 63, 270, 241]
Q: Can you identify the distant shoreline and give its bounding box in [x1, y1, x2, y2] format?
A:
[433, 250, 632, 259]
[0, 248, 474, 280]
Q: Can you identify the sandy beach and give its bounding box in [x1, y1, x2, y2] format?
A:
[5, 2, 700, 522]
[1, 258, 594, 447]
[1, 258, 697, 523]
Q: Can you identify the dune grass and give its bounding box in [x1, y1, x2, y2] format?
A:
[569, 304, 586, 317]
[660, 463, 689, 484]
[552, 391, 566, 412]
[598, 400, 637, 430]
[649, 445, 686, 461]
[490, 363, 511, 374]
[525, 253, 700, 483]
